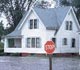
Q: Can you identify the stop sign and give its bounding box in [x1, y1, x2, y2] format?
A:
[44, 41, 55, 54]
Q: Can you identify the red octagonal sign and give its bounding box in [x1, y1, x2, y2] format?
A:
[44, 41, 55, 54]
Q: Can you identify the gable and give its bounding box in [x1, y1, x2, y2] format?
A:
[64, 8, 80, 31]
[21, 9, 46, 31]
[57, 7, 80, 35]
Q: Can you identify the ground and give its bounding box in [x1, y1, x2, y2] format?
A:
[0, 56, 80, 70]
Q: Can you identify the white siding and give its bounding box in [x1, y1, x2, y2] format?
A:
[21, 10, 47, 53]
[46, 30, 56, 40]
[56, 10, 79, 53]
[4, 9, 80, 54]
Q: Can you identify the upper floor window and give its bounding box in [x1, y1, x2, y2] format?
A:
[66, 21, 69, 30]
[30, 20, 33, 29]
[70, 21, 72, 30]
[66, 21, 73, 30]
[29, 19, 38, 29]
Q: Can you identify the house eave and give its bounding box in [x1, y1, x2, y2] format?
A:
[46, 27, 58, 30]
[5, 35, 23, 38]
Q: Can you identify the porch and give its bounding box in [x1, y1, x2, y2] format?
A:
[5, 38, 22, 48]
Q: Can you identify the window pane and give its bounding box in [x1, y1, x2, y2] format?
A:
[72, 39, 75, 48]
[36, 38, 41, 48]
[63, 38, 67, 45]
[8, 38, 14, 48]
[27, 38, 31, 48]
[30, 20, 33, 29]
[31, 38, 35, 48]
[52, 38, 56, 43]
[70, 21, 72, 30]
[34, 19, 37, 29]
[66, 21, 69, 30]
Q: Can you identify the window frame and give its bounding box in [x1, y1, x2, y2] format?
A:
[29, 19, 38, 29]
[66, 21, 69, 30]
[34, 19, 38, 29]
[36, 38, 41, 48]
[69, 21, 72, 30]
[27, 38, 31, 48]
[29, 19, 33, 29]
[65, 21, 73, 30]
[71, 38, 76, 48]
[63, 38, 67, 45]
[8, 38, 14, 48]
[26, 37, 41, 48]
[31, 38, 36, 48]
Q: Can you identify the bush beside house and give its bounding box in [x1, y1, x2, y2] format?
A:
[0, 42, 4, 55]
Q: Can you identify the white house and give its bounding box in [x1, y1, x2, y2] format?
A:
[4, 0, 80, 55]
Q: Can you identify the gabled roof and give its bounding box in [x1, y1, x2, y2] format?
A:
[6, 6, 71, 37]
[33, 6, 70, 30]
[6, 30, 21, 37]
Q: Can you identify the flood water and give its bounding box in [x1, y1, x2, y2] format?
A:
[0, 56, 80, 70]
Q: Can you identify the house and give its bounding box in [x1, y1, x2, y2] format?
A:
[4, 0, 80, 55]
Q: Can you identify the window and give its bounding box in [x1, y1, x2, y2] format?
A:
[34, 19, 37, 29]
[27, 38, 31, 48]
[63, 38, 67, 45]
[30, 20, 33, 29]
[70, 21, 72, 30]
[32, 38, 35, 48]
[66, 21, 73, 30]
[52, 38, 56, 43]
[66, 21, 69, 30]
[26, 38, 41, 48]
[29, 19, 38, 29]
[72, 38, 76, 48]
[36, 38, 41, 48]
[8, 38, 14, 48]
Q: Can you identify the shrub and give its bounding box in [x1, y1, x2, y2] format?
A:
[0, 42, 4, 55]
[0, 42, 4, 49]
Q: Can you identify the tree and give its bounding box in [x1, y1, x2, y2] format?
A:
[61, 0, 80, 23]
[0, 0, 35, 34]
[72, 0, 80, 22]
[0, 21, 5, 41]
[61, 0, 71, 6]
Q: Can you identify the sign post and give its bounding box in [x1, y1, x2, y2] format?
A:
[44, 41, 55, 70]
[49, 54, 52, 70]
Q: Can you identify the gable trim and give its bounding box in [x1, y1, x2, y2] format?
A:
[32, 8, 47, 29]
[71, 7, 80, 30]
[18, 8, 33, 30]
